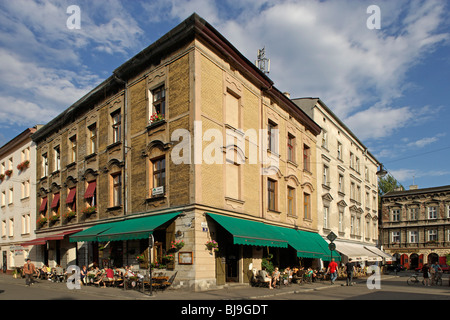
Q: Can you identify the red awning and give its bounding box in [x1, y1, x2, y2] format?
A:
[51, 193, 60, 209]
[84, 181, 96, 199]
[20, 229, 83, 247]
[66, 188, 76, 204]
[39, 197, 48, 212]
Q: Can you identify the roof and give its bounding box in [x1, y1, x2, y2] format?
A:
[382, 184, 450, 198]
[0, 127, 37, 158]
[292, 97, 379, 165]
[32, 13, 321, 143]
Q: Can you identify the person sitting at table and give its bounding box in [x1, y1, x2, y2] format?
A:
[80, 265, 87, 285]
[283, 267, 293, 284]
[94, 268, 107, 288]
[259, 267, 273, 289]
[271, 267, 281, 287]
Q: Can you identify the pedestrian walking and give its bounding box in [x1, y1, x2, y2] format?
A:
[23, 258, 37, 286]
[327, 258, 338, 284]
[345, 259, 355, 286]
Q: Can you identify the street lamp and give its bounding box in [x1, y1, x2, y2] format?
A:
[376, 164, 388, 178]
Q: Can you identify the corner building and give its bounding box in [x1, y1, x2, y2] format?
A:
[31, 14, 335, 290]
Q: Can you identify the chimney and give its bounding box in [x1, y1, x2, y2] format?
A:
[409, 185, 418, 190]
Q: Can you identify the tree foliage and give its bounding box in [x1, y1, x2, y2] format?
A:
[378, 174, 403, 210]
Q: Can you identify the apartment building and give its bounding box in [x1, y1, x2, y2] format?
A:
[0, 127, 39, 273]
[293, 98, 391, 265]
[28, 14, 339, 290]
[381, 185, 450, 269]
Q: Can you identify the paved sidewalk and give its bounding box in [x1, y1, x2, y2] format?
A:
[0, 273, 381, 300]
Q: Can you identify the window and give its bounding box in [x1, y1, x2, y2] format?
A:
[337, 142, 342, 160]
[392, 209, 400, 221]
[391, 231, 400, 243]
[356, 217, 361, 235]
[304, 193, 311, 219]
[8, 157, 13, 170]
[151, 85, 166, 119]
[84, 181, 96, 207]
[268, 179, 277, 211]
[1, 191, 5, 206]
[152, 157, 166, 189]
[111, 173, 122, 207]
[111, 111, 121, 143]
[350, 216, 355, 235]
[225, 90, 239, 129]
[287, 134, 295, 162]
[338, 174, 344, 193]
[303, 144, 310, 172]
[323, 206, 329, 229]
[410, 207, 419, 220]
[8, 188, 13, 205]
[1, 220, 5, 237]
[428, 206, 437, 219]
[51, 193, 60, 216]
[287, 187, 295, 216]
[365, 166, 369, 182]
[366, 220, 370, 239]
[22, 214, 30, 235]
[88, 123, 97, 154]
[339, 210, 344, 233]
[66, 187, 76, 212]
[54, 145, 60, 172]
[321, 130, 328, 149]
[350, 152, 354, 169]
[323, 165, 329, 186]
[268, 121, 278, 153]
[42, 153, 48, 177]
[8, 218, 14, 237]
[409, 231, 418, 243]
[225, 152, 240, 200]
[350, 182, 356, 200]
[355, 157, 360, 173]
[69, 136, 77, 163]
[427, 230, 437, 242]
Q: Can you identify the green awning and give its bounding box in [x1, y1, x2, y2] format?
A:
[207, 213, 288, 248]
[309, 232, 341, 261]
[265, 226, 341, 260]
[69, 221, 117, 242]
[69, 212, 180, 242]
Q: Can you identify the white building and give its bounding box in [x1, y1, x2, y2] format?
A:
[293, 98, 391, 265]
[0, 127, 40, 273]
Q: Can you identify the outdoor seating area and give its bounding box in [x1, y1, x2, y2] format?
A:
[16, 264, 177, 293]
[250, 264, 371, 289]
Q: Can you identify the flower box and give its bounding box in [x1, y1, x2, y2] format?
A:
[63, 211, 76, 221]
[17, 160, 30, 171]
[37, 217, 47, 227]
[5, 170, 12, 177]
[82, 206, 96, 216]
[170, 240, 185, 252]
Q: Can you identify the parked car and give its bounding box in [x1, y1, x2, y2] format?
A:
[382, 264, 405, 272]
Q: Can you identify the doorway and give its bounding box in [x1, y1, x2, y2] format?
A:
[410, 253, 419, 270]
[225, 244, 240, 282]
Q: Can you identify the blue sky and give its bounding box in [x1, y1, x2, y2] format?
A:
[0, 0, 449, 189]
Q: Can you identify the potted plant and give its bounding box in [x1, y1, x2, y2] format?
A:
[5, 170, 12, 177]
[170, 240, 185, 252]
[49, 214, 60, 224]
[82, 206, 96, 217]
[149, 112, 165, 124]
[17, 160, 30, 171]
[136, 254, 146, 262]
[63, 211, 76, 221]
[0, 174, 4, 182]
[37, 217, 47, 227]
[205, 240, 219, 252]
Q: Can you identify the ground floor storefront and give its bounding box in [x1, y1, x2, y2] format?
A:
[387, 250, 450, 270]
[8, 208, 346, 291]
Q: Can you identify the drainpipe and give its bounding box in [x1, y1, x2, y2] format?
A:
[113, 73, 128, 216]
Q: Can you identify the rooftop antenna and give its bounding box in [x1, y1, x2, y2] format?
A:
[256, 47, 270, 74]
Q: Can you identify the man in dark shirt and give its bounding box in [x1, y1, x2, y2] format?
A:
[345, 258, 355, 286]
